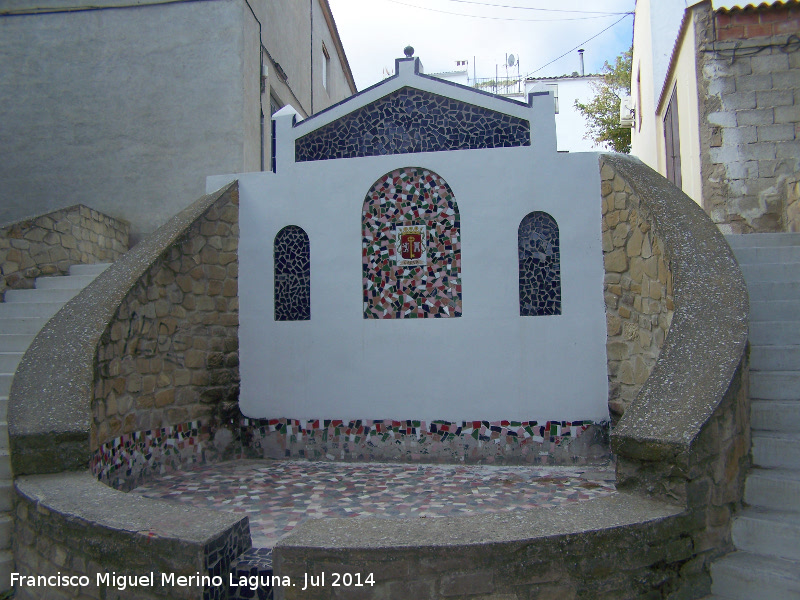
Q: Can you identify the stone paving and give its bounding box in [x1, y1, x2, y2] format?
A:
[133, 459, 617, 548]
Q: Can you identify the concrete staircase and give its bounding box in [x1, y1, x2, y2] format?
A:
[0, 262, 110, 588]
[707, 233, 800, 600]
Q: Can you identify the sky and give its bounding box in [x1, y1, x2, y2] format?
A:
[326, 0, 635, 91]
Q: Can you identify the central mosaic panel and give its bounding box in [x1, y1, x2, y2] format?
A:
[362, 167, 462, 319]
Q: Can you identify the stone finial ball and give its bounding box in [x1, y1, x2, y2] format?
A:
[404, 46, 414, 58]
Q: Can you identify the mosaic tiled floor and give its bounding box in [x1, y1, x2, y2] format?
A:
[133, 459, 617, 548]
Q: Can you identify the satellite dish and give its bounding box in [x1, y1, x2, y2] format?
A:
[508, 54, 516, 67]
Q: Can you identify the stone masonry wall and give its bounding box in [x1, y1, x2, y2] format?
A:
[91, 189, 239, 490]
[697, 3, 800, 233]
[600, 160, 674, 422]
[0, 204, 129, 300]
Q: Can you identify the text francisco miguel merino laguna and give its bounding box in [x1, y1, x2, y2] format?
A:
[12, 570, 376, 591]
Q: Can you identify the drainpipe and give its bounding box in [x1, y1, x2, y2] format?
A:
[578, 49, 585, 76]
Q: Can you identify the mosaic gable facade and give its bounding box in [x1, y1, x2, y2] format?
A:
[362, 167, 461, 319]
[221, 56, 609, 458]
[295, 86, 530, 162]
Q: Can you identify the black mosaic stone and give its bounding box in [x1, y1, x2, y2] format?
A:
[295, 87, 530, 162]
[229, 548, 273, 600]
[518, 211, 561, 316]
[274, 226, 310, 321]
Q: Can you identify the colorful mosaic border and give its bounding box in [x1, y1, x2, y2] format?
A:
[241, 417, 609, 465]
[295, 86, 531, 162]
[91, 416, 609, 490]
[91, 420, 215, 491]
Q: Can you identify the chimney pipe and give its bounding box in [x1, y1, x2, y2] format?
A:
[578, 49, 585, 76]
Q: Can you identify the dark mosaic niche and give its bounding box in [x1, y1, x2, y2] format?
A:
[362, 167, 462, 319]
[295, 86, 530, 162]
[274, 225, 310, 321]
[519, 211, 561, 316]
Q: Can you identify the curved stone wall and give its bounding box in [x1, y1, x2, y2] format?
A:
[7, 154, 751, 599]
[9, 183, 248, 600]
[91, 189, 239, 490]
[601, 162, 675, 421]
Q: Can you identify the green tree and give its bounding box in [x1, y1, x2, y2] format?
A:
[575, 47, 632, 153]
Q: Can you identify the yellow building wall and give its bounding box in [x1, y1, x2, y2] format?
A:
[630, 0, 660, 170]
[656, 16, 703, 206]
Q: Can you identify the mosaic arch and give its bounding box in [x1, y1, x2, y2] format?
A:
[518, 211, 561, 316]
[362, 167, 462, 319]
[296, 87, 530, 162]
[274, 225, 310, 321]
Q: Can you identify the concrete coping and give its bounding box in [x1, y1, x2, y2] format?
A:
[16, 471, 247, 547]
[601, 154, 749, 461]
[0, 202, 130, 230]
[15, 471, 249, 571]
[276, 491, 682, 550]
[8, 182, 238, 476]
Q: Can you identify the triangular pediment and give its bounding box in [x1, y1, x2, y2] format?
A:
[295, 86, 530, 162]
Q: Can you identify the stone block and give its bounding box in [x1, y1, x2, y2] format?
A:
[736, 108, 775, 127]
[758, 123, 796, 142]
[775, 104, 800, 124]
[756, 89, 795, 108]
[750, 53, 789, 74]
[604, 250, 627, 273]
[724, 91, 756, 110]
[734, 73, 772, 92]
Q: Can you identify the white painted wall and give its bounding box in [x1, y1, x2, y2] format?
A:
[209, 60, 608, 423]
[527, 76, 604, 153]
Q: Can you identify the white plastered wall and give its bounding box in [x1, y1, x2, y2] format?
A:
[208, 60, 609, 423]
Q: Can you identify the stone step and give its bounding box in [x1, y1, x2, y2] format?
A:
[739, 261, 800, 283]
[0, 301, 63, 319]
[750, 346, 800, 372]
[0, 550, 12, 595]
[733, 245, 800, 265]
[749, 321, 800, 346]
[69, 262, 111, 277]
[0, 515, 10, 551]
[752, 432, 800, 469]
[0, 451, 9, 480]
[0, 333, 36, 352]
[0, 317, 48, 335]
[35, 274, 97, 290]
[710, 551, 800, 600]
[0, 352, 22, 374]
[732, 509, 800, 562]
[750, 371, 800, 401]
[750, 300, 800, 322]
[752, 400, 800, 432]
[747, 280, 800, 301]
[3, 287, 81, 304]
[0, 482, 12, 513]
[726, 232, 800, 248]
[745, 469, 800, 513]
